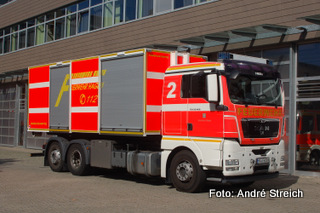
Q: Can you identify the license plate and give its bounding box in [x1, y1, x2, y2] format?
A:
[256, 157, 269, 165]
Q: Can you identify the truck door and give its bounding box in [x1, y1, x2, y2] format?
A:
[183, 73, 223, 138]
[162, 75, 188, 137]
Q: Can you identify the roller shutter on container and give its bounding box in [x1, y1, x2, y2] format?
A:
[100, 55, 144, 133]
[49, 65, 70, 130]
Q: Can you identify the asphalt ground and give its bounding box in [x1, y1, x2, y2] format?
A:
[1, 146, 320, 213]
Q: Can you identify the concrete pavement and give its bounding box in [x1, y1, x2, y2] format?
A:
[1, 146, 320, 213]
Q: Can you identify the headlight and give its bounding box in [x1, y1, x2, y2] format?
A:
[225, 159, 239, 166]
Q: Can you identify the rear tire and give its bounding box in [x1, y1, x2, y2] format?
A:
[170, 150, 206, 193]
[67, 144, 90, 176]
[48, 142, 64, 172]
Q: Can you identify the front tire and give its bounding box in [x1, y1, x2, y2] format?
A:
[170, 150, 206, 193]
[67, 144, 90, 176]
[48, 142, 64, 172]
[310, 150, 320, 166]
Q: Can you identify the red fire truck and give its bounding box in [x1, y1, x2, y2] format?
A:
[296, 110, 320, 166]
[28, 49, 285, 192]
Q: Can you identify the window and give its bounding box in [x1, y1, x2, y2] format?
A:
[114, 0, 124, 24]
[125, 0, 136, 21]
[181, 73, 207, 99]
[0, 0, 15, 7]
[3, 36, 10, 53]
[45, 21, 54, 41]
[27, 27, 35, 47]
[174, 0, 193, 9]
[0, 37, 3, 54]
[155, 0, 172, 13]
[55, 18, 65, 40]
[18, 31, 26, 49]
[36, 24, 45, 45]
[0, 0, 218, 55]
[78, 10, 89, 33]
[298, 43, 320, 77]
[56, 8, 66, 18]
[301, 115, 314, 134]
[90, 5, 103, 30]
[67, 4, 77, 14]
[103, 2, 113, 27]
[79, 0, 89, 10]
[137, 0, 153, 18]
[66, 14, 76, 37]
[11, 33, 18, 51]
[91, 0, 102, 6]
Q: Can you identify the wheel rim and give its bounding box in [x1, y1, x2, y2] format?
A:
[176, 160, 194, 182]
[70, 150, 82, 169]
[50, 149, 61, 165]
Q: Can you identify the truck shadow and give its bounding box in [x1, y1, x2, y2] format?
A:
[0, 158, 18, 165]
[204, 174, 299, 193]
[91, 167, 165, 186]
[0, 158, 19, 172]
[90, 168, 299, 193]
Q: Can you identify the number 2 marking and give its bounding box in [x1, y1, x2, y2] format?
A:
[167, 82, 176, 98]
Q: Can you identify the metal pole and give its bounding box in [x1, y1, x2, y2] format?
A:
[288, 43, 297, 175]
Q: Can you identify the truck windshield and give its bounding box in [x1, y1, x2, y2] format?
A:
[228, 75, 282, 107]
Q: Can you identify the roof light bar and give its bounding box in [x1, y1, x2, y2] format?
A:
[218, 52, 273, 65]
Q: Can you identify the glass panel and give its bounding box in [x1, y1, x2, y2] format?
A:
[37, 16, 45, 24]
[11, 33, 18, 51]
[298, 43, 320, 77]
[125, 0, 136, 21]
[90, 5, 103, 30]
[56, 8, 66, 17]
[36, 24, 45, 45]
[45, 21, 54, 42]
[91, 0, 102, 6]
[264, 48, 290, 62]
[296, 101, 320, 171]
[79, 0, 89, 10]
[196, 0, 211, 3]
[228, 75, 282, 107]
[46, 12, 55, 21]
[103, 2, 113, 27]
[12, 25, 18, 32]
[55, 17, 65, 40]
[174, 0, 193, 9]
[4, 27, 11, 34]
[78, 10, 89, 33]
[19, 22, 26, 30]
[137, 0, 153, 18]
[114, 0, 124, 24]
[155, 0, 172, 13]
[67, 4, 77, 13]
[66, 14, 76, 37]
[4, 36, 10, 53]
[27, 19, 35, 27]
[0, 37, 3, 54]
[27, 27, 35, 47]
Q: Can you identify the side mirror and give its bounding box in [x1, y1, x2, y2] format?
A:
[207, 74, 219, 102]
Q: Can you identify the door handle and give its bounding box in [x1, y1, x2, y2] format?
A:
[188, 123, 193, 131]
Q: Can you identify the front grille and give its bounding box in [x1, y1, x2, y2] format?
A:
[241, 118, 279, 138]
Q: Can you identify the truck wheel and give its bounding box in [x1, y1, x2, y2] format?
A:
[67, 144, 90, 176]
[48, 142, 64, 172]
[170, 150, 206, 193]
[310, 151, 320, 166]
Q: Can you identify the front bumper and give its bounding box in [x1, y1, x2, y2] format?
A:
[222, 139, 285, 177]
